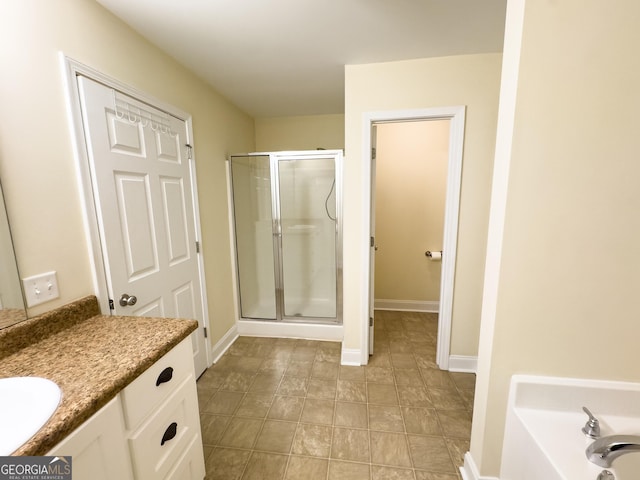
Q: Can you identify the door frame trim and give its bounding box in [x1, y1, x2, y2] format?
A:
[60, 54, 212, 367]
[362, 106, 466, 369]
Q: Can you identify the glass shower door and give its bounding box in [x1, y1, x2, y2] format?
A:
[230, 155, 277, 320]
[276, 155, 337, 319]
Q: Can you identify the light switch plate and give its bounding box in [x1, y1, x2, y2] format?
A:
[22, 271, 59, 308]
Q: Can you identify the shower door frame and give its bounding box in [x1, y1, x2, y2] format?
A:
[230, 150, 343, 326]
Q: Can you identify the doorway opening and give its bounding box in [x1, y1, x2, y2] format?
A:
[363, 107, 466, 370]
[373, 120, 449, 313]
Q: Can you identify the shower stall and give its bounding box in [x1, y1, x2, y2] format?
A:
[229, 150, 342, 325]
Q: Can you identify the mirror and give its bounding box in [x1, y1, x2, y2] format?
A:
[0, 181, 27, 328]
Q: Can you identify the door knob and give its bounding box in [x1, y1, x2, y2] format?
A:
[119, 293, 137, 307]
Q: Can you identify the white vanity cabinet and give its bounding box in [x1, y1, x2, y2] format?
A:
[47, 396, 134, 480]
[48, 337, 205, 480]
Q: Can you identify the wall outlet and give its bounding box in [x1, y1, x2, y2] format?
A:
[23, 271, 59, 308]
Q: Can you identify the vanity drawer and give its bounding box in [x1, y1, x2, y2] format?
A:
[128, 375, 200, 480]
[121, 337, 192, 429]
[164, 435, 206, 480]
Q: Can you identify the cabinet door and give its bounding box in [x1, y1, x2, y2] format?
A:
[48, 397, 133, 480]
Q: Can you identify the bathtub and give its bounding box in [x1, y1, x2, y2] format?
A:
[501, 375, 640, 480]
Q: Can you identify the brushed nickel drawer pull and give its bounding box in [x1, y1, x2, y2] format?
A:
[161, 422, 178, 446]
[156, 367, 174, 386]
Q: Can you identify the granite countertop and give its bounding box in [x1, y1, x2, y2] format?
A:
[0, 296, 197, 456]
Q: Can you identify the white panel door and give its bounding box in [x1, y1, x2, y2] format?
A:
[77, 76, 207, 377]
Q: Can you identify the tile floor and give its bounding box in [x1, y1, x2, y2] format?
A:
[197, 310, 475, 480]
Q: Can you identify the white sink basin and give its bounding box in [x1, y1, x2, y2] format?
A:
[0, 377, 61, 455]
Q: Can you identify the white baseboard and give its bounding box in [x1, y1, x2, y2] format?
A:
[341, 348, 363, 366]
[236, 319, 343, 342]
[374, 299, 439, 312]
[210, 324, 239, 364]
[461, 452, 499, 480]
[448, 355, 478, 373]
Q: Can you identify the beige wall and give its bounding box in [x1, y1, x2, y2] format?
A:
[255, 114, 344, 151]
[0, 0, 255, 346]
[471, 0, 640, 475]
[344, 54, 502, 357]
[374, 121, 449, 303]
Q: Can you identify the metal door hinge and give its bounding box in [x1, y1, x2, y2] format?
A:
[195, 241, 200, 253]
[203, 327, 208, 338]
[185, 144, 193, 160]
[371, 147, 376, 159]
[108, 298, 115, 310]
[370, 317, 374, 327]
[370, 236, 375, 247]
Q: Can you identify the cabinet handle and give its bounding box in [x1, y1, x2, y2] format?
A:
[156, 367, 174, 386]
[161, 422, 178, 446]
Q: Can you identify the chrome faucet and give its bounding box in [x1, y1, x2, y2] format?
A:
[586, 435, 640, 468]
[582, 406, 601, 438]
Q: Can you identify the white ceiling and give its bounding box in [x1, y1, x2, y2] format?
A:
[96, 0, 507, 118]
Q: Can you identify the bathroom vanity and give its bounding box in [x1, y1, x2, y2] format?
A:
[0, 296, 205, 480]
